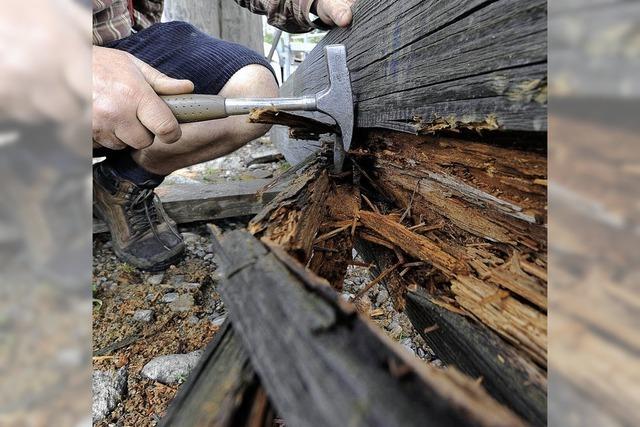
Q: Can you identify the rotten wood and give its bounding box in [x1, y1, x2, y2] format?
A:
[214, 229, 526, 427]
[248, 157, 330, 261]
[249, 109, 339, 141]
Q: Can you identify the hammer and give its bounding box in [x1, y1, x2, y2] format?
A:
[161, 45, 354, 172]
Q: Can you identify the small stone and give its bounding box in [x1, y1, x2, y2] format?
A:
[170, 275, 185, 286]
[169, 294, 194, 312]
[196, 250, 205, 258]
[205, 244, 215, 254]
[179, 282, 201, 291]
[181, 232, 201, 244]
[161, 293, 178, 303]
[390, 325, 403, 339]
[147, 273, 164, 286]
[146, 293, 155, 302]
[340, 293, 354, 302]
[187, 315, 200, 325]
[140, 351, 203, 385]
[417, 348, 425, 358]
[204, 253, 214, 261]
[431, 359, 444, 368]
[92, 367, 127, 422]
[210, 315, 227, 328]
[400, 338, 413, 351]
[103, 241, 113, 249]
[376, 289, 389, 306]
[386, 321, 400, 332]
[133, 309, 154, 323]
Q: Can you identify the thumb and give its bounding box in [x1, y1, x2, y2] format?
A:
[318, 0, 353, 27]
[132, 56, 194, 95]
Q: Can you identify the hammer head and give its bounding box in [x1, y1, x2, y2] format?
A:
[316, 45, 354, 172]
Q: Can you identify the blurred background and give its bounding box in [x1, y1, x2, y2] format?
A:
[0, 0, 638, 425]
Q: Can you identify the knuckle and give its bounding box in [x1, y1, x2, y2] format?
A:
[154, 116, 180, 139]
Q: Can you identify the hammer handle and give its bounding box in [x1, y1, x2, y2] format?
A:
[162, 94, 228, 123]
[163, 94, 319, 124]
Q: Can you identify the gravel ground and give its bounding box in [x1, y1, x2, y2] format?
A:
[341, 263, 443, 365]
[92, 136, 442, 425]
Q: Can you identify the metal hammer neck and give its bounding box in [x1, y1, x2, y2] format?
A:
[225, 96, 317, 115]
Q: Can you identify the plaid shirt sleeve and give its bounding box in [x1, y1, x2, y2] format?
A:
[234, 0, 329, 34]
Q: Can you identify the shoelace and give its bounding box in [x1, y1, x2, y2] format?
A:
[125, 188, 182, 251]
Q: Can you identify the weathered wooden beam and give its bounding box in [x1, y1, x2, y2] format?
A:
[93, 180, 283, 234]
[276, 0, 546, 148]
[161, 321, 275, 427]
[213, 229, 526, 427]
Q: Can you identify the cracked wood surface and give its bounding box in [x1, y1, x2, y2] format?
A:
[277, 0, 546, 148]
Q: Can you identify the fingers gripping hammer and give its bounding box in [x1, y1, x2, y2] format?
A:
[162, 45, 354, 172]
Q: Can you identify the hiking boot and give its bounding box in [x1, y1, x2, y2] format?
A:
[93, 162, 184, 271]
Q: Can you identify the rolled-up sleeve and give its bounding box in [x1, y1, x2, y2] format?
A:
[234, 0, 330, 34]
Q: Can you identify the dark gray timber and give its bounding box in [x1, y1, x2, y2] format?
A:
[274, 0, 546, 162]
[93, 180, 283, 233]
[161, 321, 275, 427]
[214, 229, 525, 427]
[406, 288, 547, 426]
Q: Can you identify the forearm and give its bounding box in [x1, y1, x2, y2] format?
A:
[234, 0, 329, 34]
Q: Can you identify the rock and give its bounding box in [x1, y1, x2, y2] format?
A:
[181, 232, 200, 244]
[179, 282, 201, 291]
[376, 289, 389, 306]
[400, 338, 414, 355]
[204, 253, 214, 261]
[132, 309, 154, 323]
[386, 321, 400, 332]
[340, 292, 354, 302]
[210, 315, 227, 328]
[390, 325, 403, 340]
[205, 244, 215, 254]
[170, 275, 185, 286]
[145, 293, 155, 302]
[248, 163, 268, 170]
[431, 359, 444, 368]
[187, 315, 200, 325]
[417, 348, 425, 358]
[92, 367, 127, 422]
[140, 350, 203, 385]
[147, 273, 164, 286]
[169, 294, 194, 312]
[161, 293, 178, 304]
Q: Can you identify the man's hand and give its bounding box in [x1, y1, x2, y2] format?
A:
[314, 0, 356, 28]
[93, 47, 194, 150]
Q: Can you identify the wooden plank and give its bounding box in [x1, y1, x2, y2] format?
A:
[161, 321, 276, 426]
[276, 0, 546, 148]
[93, 179, 283, 234]
[213, 229, 526, 427]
